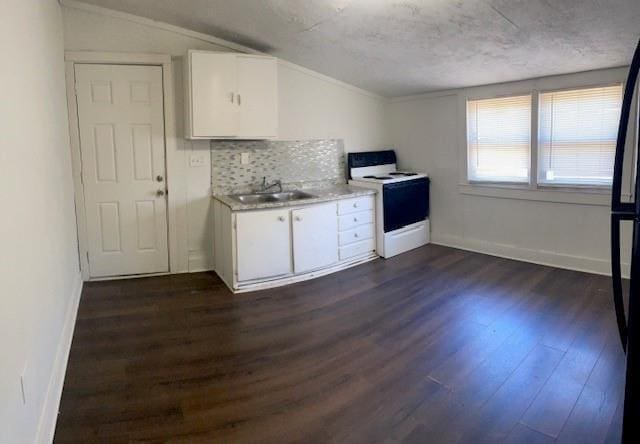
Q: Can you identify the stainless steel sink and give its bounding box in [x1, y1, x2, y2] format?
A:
[229, 190, 316, 204]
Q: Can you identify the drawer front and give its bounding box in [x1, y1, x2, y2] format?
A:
[338, 196, 373, 215]
[339, 223, 374, 246]
[338, 210, 374, 231]
[339, 238, 375, 261]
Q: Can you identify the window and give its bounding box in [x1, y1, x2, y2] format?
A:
[538, 85, 623, 186]
[467, 95, 531, 183]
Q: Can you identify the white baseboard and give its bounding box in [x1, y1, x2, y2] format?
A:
[431, 233, 630, 278]
[35, 273, 83, 444]
[188, 250, 213, 272]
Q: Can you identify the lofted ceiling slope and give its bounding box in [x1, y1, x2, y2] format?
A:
[74, 0, 640, 97]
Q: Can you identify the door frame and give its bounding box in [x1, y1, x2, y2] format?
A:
[65, 51, 187, 280]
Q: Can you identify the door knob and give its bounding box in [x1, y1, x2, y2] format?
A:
[156, 175, 164, 182]
[156, 189, 165, 196]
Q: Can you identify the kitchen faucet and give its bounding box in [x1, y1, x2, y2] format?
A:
[260, 177, 283, 193]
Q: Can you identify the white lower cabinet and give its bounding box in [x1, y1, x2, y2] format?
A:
[213, 195, 377, 292]
[236, 208, 292, 281]
[292, 203, 338, 273]
[337, 198, 377, 261]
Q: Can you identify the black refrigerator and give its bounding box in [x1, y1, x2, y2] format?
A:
[611, 38, 640, 443]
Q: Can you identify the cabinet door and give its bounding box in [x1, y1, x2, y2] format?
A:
[292, 203, 338, 273]
[189, 52, 238, 137]
[237, 55, 278, 138]
[236, 209, 291, 281]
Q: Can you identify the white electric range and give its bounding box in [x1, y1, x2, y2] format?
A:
[347, 150, 430, 258]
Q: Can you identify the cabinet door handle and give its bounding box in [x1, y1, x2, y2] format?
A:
[353, 202, 358, 208]
[237, 94, 241, 106]
[354, 232, 359, 238]
[278, 216, 285, 222]
[295, 216, 302, 221]
[353, 217, 358, 222]
[230, 92, 234, 103]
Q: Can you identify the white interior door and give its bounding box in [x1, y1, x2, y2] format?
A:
[75, 64, 168, 278]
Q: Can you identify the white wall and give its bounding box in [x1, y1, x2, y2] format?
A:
[61, 2, 389, 271]
[0, 1, 82, 442]
[388, 69, 633, 275]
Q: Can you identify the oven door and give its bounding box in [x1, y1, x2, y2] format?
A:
[383, 178, 430, 233]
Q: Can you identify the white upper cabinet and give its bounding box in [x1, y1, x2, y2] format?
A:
[185, 50, 278, 139]
[237, 55, 278, 139]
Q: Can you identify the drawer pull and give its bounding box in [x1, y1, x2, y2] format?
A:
[295, 216, 302, 221]
[353, 202, 358, 208]
[353, 217, 358, 222]
[354, 233, 359, 238]
[278, 216, 285, 222]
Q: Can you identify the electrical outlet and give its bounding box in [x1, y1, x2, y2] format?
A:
[189, 155, 206, 167]
[241, 152, 250, 165]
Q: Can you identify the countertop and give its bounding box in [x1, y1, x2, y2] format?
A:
[212, 184, 376, 211]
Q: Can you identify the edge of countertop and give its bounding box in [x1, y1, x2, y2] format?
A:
[212, 184, 376, 211]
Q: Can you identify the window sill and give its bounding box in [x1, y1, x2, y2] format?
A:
[458, 182, 627, 206]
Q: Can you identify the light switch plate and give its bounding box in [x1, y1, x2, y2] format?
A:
[189, 155, 206, 167]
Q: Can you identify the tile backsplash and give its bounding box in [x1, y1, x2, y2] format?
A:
[210, 139, 346, 195]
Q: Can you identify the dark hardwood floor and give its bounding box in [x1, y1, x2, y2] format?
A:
[54, 245, 625, 443]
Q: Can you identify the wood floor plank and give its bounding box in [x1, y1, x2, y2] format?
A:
[520, 286, 615, 438]
[505, 423, 556, 444]
[455, 344, 566, 443]
[53, 245, 625, 443]
[556, 329, 626, 444]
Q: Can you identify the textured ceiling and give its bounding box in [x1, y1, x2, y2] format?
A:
[76, 0, 640, 97]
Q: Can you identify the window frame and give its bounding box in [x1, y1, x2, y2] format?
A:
[458, 68, 634, 206]
[466, 93, 533, 185]
[535, 82, 623, 189]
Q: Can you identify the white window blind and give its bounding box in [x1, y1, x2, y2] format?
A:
[467, 95, 531, 183]
[538, 84, 623, 186]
